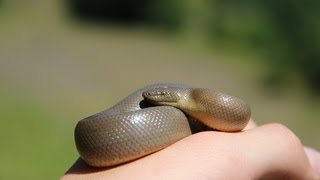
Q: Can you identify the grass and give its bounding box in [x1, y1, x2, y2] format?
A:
[0, 87, 76, 179]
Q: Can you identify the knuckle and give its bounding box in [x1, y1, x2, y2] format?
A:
[267, 123, 302, 147]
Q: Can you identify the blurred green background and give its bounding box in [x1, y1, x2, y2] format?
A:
[0, 0, 319, 179]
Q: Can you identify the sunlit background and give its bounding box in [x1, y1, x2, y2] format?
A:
[0, 0, 319, 179]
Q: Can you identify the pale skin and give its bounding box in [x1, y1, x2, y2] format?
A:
[62, 120, 320, 180]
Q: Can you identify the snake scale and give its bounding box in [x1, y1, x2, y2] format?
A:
[74, 83, 251, 167]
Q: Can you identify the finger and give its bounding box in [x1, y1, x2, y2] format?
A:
[239, 123, 317, 179]
[304, 146, 320, 177]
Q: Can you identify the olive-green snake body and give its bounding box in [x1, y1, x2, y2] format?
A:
[75, 83, 251, 167]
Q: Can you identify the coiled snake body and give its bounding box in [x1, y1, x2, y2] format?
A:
[75, 83, 251, 167]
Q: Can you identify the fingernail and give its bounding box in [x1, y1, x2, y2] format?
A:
[304, 147, 320, 178]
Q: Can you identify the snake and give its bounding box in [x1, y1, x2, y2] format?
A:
[74, 83, 251, 167]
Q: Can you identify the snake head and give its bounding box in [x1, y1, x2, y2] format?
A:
[142, 87, 187, 106]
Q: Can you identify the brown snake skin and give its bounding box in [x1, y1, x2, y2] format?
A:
[74, 83, 251, 167]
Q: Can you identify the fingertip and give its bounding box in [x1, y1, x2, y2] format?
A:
[304, 147, 320, 178]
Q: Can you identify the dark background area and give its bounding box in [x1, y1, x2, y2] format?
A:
[69, 0, 320, 93]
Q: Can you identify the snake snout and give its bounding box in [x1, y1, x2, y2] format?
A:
[142, 87, 180, 105]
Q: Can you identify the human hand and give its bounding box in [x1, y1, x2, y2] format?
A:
[62, 120, 320, 179]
